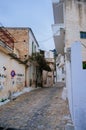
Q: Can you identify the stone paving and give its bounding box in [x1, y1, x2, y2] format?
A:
[0, 87, 70, 130]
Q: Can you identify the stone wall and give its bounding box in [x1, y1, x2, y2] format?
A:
[7, 28, 29, 60]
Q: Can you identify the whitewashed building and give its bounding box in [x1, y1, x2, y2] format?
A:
[52, 0, 86, 129]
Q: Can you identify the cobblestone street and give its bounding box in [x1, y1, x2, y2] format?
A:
[0, 87, 70, 130]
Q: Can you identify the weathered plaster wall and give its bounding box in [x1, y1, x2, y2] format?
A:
[43, 70, 54, 87]
[29, 30, 39, 56]
[65, 0, 86, 60]
[0, 51, 25, 99]
[43, 56, 55, 87]
[56, 54, 65, 82]
[7, 28, 39, 87]
[28, 30, 39, 86]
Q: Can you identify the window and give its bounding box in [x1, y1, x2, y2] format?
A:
[80, 32, 86, 39]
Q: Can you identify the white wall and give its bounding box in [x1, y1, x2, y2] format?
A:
[28, 30, 39, 86]
[56, 54, 65, 82]
[29, 31, 39, 56]
[0, 51, 25, 99]
[45, 51, 54, 59]
[65, 59, 73, 120]
[71, 42, 86, 130]
[52, 24, 64, 36]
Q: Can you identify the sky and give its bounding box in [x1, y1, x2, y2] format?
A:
[0, 0, 55, 51]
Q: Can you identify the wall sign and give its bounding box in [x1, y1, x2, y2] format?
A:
[10, 70, 16, 77]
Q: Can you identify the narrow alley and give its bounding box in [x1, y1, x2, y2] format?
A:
[0, 87, 70, 130]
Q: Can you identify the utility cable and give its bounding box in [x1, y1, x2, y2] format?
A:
[38, 29, 61, 43]
[38, 36, 53, 43]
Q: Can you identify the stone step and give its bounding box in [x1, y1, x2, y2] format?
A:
[55, 82, 65, 88]
[65, 124, 75, 130]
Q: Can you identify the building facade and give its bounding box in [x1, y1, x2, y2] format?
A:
[52, 0, 86, 129]
[0, 27, 39, 100]
[43, 51, 55, 87]
[6, 27, 39, 87]
[0, 27, 26, 99]
[52, 0, 86, 83]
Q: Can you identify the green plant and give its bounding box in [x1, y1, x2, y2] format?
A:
[32, 53, 51, 72]
[83, 62, 86, 69]
[0, 98, 7, 102]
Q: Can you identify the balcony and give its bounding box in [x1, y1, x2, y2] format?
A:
[0, 41, 13, 54]
[52, 24, 65, 54]
[0, 27, 15, 50]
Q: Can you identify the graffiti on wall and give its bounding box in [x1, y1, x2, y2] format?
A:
[0, 68, 25, 89]
[0, 67, 7, 90]
[10, 70, 24, 86]
[16, 74, 24, 85]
